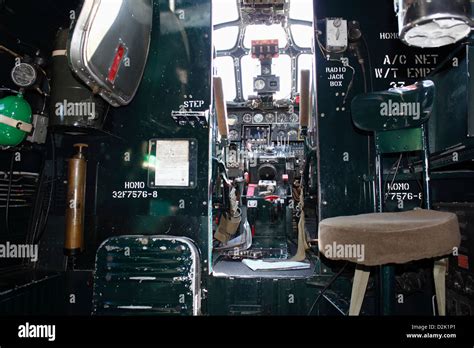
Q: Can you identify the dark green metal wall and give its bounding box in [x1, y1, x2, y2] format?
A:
[89, 0, 213, 265]
[429, 46, 474, 153]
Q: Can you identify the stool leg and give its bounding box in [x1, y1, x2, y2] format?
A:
[349, 266, 370, 316]
[433, 258, 448, 316]
[381, 265, 395, 315]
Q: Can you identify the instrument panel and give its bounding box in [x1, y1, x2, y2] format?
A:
[227, 110, 301, 142]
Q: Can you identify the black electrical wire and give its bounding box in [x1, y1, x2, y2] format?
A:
[35, 133, 56, 243]
[409, 163, 425, 208]
[359, 35, 374, 176]
[360, 63, 368, 93]
[361, 36, 374, 92]
[0, 87, 19, 94]
[307, 262, 349, 315]
[382, 154, 403, 204]
[27, 149, 47, 245]
[4, 152, 14, 235]
[34, 133, 55, 244]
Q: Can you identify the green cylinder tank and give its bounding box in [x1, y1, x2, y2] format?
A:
[0, 94, 32, 146]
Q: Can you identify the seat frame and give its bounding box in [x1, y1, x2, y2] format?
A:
[347, 81, 448, 316]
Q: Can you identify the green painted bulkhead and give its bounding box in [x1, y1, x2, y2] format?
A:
[0, 0, 215, 315]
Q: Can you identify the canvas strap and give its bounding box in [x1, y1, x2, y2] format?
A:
[0, 114, 32, 133]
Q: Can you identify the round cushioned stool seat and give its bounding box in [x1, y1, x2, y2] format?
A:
[319, 209, 461, 266]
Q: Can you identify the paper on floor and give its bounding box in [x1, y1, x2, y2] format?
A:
[242, 259, 311, 271]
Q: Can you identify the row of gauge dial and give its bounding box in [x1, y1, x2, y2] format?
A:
[228, 112, 300, 125]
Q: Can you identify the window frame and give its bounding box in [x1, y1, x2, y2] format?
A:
[213, 3, 314, 102]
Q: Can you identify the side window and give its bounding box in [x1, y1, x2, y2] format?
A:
[291, 25, 313, 48]
[213, 0, 239, 25]
[289, 0, 313, 21]
[214, 56, 236, 101]
[214, 27, 239, 51]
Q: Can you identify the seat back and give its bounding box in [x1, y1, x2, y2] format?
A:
[93, 235, 201, 315]
[351, 80, 436, 211]
[351, 80, 435, 134]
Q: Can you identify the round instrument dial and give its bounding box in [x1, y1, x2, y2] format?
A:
[242, 113, 252, 123]
[228, 129, 240, 141]
[265, 113, 275, 123]
[11, 63, 37, 88]
[289, 113, 299, 123]
[253, 113, 264, 123]
[227, 114, 238, 126]
[277, 113, 288, 123]
[288, 129, 299, 140]
[254, 78, 266, 91]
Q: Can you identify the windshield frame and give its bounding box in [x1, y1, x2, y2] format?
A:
[213, 6, 314, 103]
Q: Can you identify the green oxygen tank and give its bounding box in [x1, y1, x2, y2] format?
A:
[0, 93, 32, 146]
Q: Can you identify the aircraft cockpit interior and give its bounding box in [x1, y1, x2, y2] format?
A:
[210, 0, 316, 277]
[0, 1, 474, 342]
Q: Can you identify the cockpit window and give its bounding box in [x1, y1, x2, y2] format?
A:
[291, 25, 313, 48]
[213, 0, 239, 25]
[243, 24, 288, 49]
[289, 0, 313, 21]
[213, 0, 314, 102]
[214, 56, 237, 101]
[214, 26, 239, 51]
